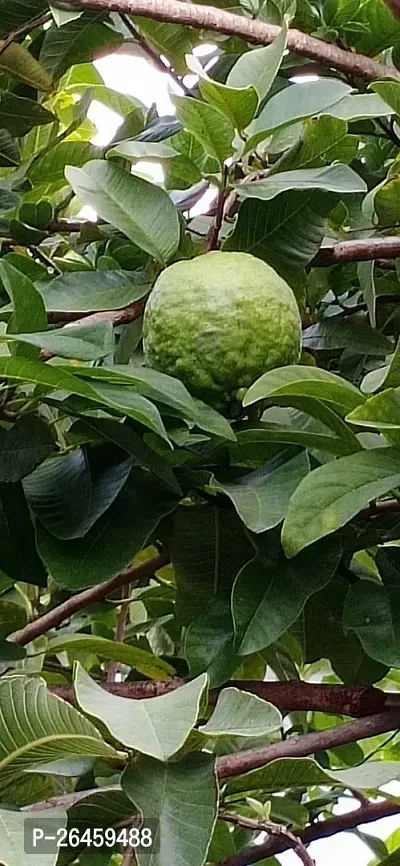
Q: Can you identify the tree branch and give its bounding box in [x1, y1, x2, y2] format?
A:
[216, 800, 400, 866]
[49, 679, 398, 718]
[106, 586, 131, 683]
[216, 711, 400, 779]
[47, 300, 145, 325]
[219, 813, 315, 866]
[10, 551, 168, 647]
[65, 0, 399, 81]
[313, 237, 400, 267]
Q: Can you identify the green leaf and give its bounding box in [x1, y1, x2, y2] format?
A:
[224, 757, 333, 797]
[50, 637, 174, 680]
[233, 534, 341, 654]
[109, 141, 178, 161]
[37, 269, 150, 313]
[282, 447, 400, 557]
[66, 160, 180, 265]
[201, 687, 282, 737]
[223, 191, 337, 270]
[171, 504, 253, 626]
[40, 12, 122, 79]
[347, 387, 400, 431]
[322, 92, 393, 121]
[302, 320, 392, 356]
[0, 95, 56, 136]
[227, 26, 287, 100]
[245, 79, 352, 152]
[0, 415, 54, 482]
[173, 95, 234, 166]
[185, 597, 238, 688]
[122, 754, 218, 866]
[0, 807, 67, 866]
[244, 365, 364, 416]
[343, 548, 400, 669]
[0, 188, 20, 215]
[87, 381, 170, 442]
[28, 140, 99, 184]
[0, 676, 118, 792]
[187, 55, 258, 131]
[37, 467, 177, 588]
[1, 321, 115, 361]
[210, 450, 310, 533]
[134, 17, 195, 74]
[74, 665, 207, 758]
[371, 79, 400, 115]
[238, 165, 366, 201]
[0, 129, 20, 168]
[0, 482, 47, 585]
[331, 761, 400, 789]
[232, 425, 357, 458]
[0, 42, 52, 91]
[0, 260, 47, 361]
[358, 261, 376, 328]
[24, 448, 132, 539]
[0, 0, 47, 37]
[275, 116, 355, 171]
[69, 364, 236, 441]
[0, 600, 27, 641]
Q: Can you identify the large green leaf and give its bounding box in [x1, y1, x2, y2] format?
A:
[28, 140, 99, 184]
[40, 12, 122, 79]
[322, 92, 393, 121]
[244, 365, 364, 416]
[66, 160, 180, 266]
[245, 79, 352, 152]
[174, 95, 234, 166]
[0, 482, 47, 585]
[187, 56, 257, 132]
[49, 636, 174, 680]
[223, 191, 337, 270]
[171, 504, 253, 625]
[227, 26, 287, 100]
[0, 599, 27, 641]
[201, 687, 282, 738]
[37, 269, 150, 313]
[233, 533, 341, 654]
[210, 450, 310, 533]
[0, 321, 115, 361]
[23, 448, 132, 539]
[0, 807, 67, 866]
[238, 165, 366, 201]
[302, 320, 391, 356]
[0, 676, 118, 791]
[275, 116, 356, 171]
[282, 447, 400, 557]
[0, 95, 55, 136]
[37, 467, 177, 588]
[0, 260, 46, 360]
[0, 415, 54, 482]
[75, 665, 207, 758]
[185, 597, 238, 688]
[122, 754, 218, 866]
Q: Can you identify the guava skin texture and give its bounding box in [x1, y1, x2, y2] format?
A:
[143, 251, 301, 407]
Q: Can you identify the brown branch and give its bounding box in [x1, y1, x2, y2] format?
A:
[49, 679, 398, 717]
[358, 499, 400, 519]
[119, 13, 192, 97]
[216, 800, 400, 866]
[0, 11, 51, 54]
[65, 0, 399, 81]
[219, 813, 315, 866]
[47, 300, 145, 325]
[216, 710, 400, 779]
[313, 237, 400, 267]
[10, 551, 169, 647]
[205, 184, 227, 252]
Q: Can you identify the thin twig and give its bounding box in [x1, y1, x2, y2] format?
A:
[106, 587, 131, 683]
[216, 800, 400, 866]
[10, 551, 169, 647]
[205, 176, 228, 252]
[0, 11, 52, 54]
[122, 843, 136, 866]
[120, 13, 192, 96]
[219, 813, 315, 866]
[47, 299, 145, 325]
[65, 0, 400, 81]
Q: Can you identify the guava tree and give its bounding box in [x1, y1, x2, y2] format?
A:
[2, 1, 400, 865]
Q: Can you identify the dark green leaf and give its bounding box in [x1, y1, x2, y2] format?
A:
[37, 269, 150, 313]
[0, 95, 55, 136]
[0, 415, 54, 482]
[40, 12, 122, 79]
[0, 481, 47, 585]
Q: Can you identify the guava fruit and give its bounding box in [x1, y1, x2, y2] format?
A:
[143, 251, 301, 407]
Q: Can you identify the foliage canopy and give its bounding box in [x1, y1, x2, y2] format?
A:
[1, 1, 400, 865]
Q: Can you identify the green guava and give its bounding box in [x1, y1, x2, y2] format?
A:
[143, 251, 301, 407]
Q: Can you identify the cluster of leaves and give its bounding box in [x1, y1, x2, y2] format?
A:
[1, 0, 400, 864]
